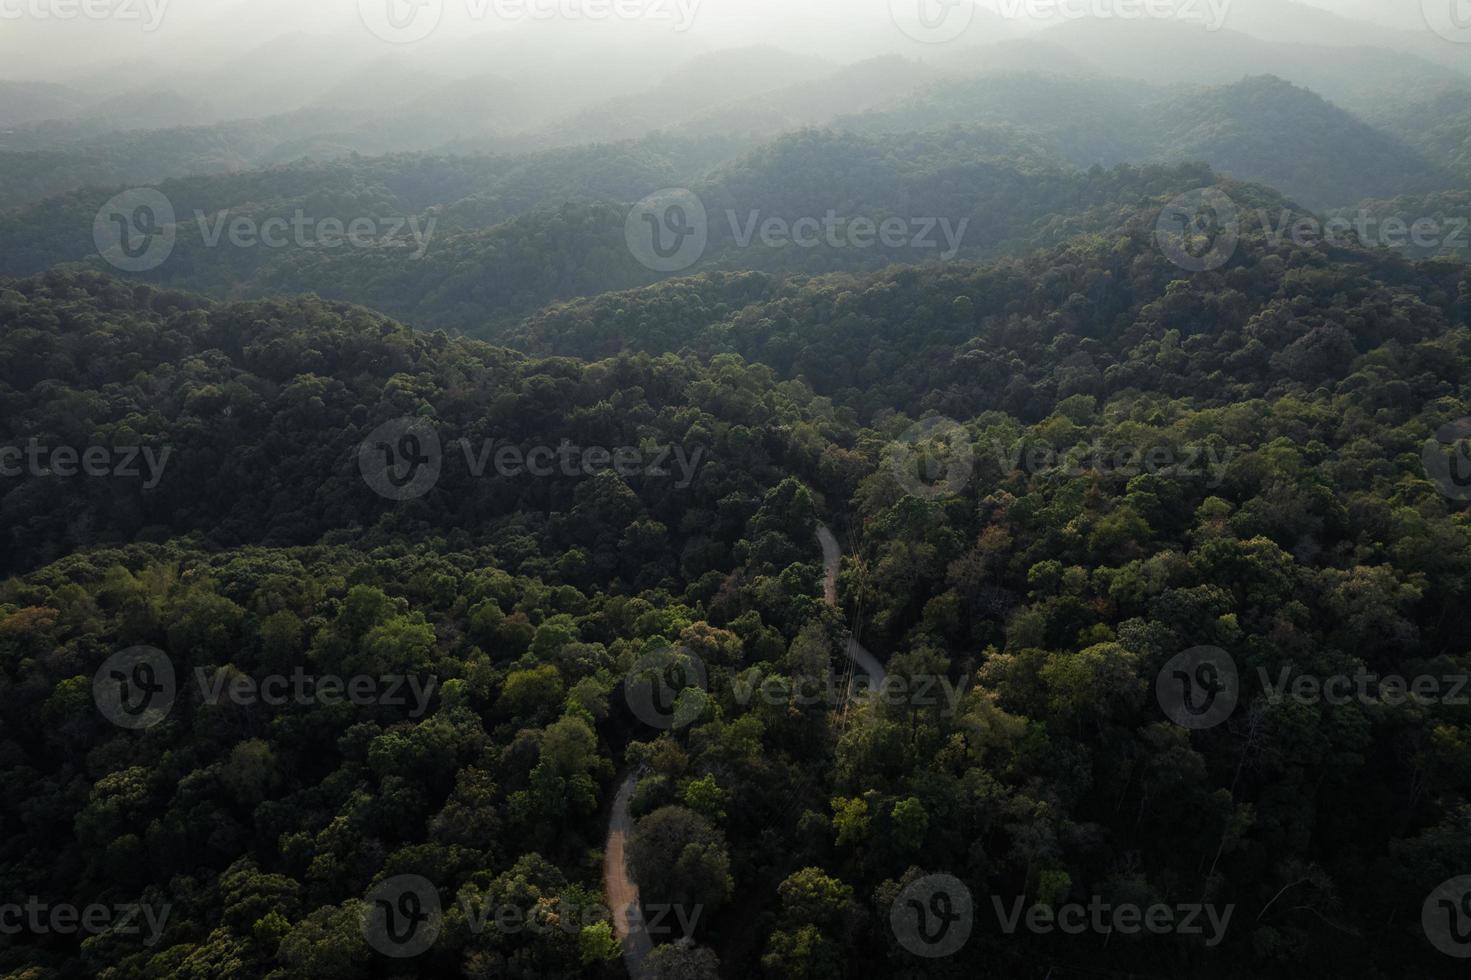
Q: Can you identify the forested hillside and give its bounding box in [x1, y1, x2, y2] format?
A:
[0, 135, 1239, 334]
[4, 203, 1471, 976]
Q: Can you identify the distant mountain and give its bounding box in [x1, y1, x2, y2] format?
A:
[531, 46, 835, 146]
[1215, 0, 1471, 74]
[1031, 18, 1471, 116]
[0, 135, 726, 279]
[137, 33, 379, 122]
[937, 37, 1102, 77]
[1360, 87, 1471, 177]
[307, 59, 453, 113]
[0, 81, 88, 128]
[73, 89, 220, 130]
[17, 22, 721, 137]
[0, 122, 1263, 335]
[1156, 75, 1447, 209]
[842, 70, 1449, 208]
[839, 72, 1159, 166]
[0, 112, 348, 210]
[0, 43, 841, 206]
[608, 56, 941, 143]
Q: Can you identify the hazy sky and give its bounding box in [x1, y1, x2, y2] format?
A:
[4, 0, 919, 80]
[0, 0, 1443, 82]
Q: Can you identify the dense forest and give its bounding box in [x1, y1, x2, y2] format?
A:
[4, 208, 1471, 976]
[5, 5, 1471, 979]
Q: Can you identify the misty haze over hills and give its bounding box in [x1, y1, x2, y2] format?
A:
[2, 0, 1469, 212]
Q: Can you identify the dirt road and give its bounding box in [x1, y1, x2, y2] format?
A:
[816, 524, 886, 683]
[602, 524, 880, 979]
[603, 771, 653, 977]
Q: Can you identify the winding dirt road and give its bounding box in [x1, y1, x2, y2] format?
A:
[604, 772, 652, 978]
[602, 523, 880, 978]
[816, 524, 886, 684]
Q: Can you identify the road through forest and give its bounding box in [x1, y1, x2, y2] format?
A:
[603, 771, 653, 978]
[603, 523, 883, 978]
[816, 523, 887, 684]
